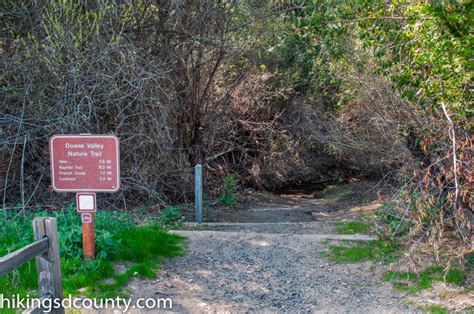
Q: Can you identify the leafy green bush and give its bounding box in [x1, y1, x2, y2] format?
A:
[219, 174, 238, 206]
[466, 252, 474, 266]
[273, 0, 473, 247]
[159, 206, 182, 225]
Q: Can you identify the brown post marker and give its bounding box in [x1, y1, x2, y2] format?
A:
[82, 213, 95, 259]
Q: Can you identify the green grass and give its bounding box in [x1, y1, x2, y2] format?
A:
[383, 270, 417, 282]
[0, 205, 185, 305]
[424, 305, 449, 314]
[325, 239, 401, 264]
[384, 266, 466, 295]
[335, 221, 370, 234]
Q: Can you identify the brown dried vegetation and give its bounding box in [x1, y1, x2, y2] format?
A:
[0, 1, 472, 250]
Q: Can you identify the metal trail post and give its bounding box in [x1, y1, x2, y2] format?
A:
[195, 164, 203, 223]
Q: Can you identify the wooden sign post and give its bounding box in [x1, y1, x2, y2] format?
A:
[81, 213, 95, 259]
[77, 193, 96, 259]
[50, 134, 120, 260]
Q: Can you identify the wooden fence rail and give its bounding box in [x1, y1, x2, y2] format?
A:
[0, 217, 64, 314]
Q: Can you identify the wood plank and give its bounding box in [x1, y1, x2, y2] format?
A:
[44, 218, 63, 304]
[34, 217, 53, 298]
[82, 213, 95, 259]
[0, 238, 49, 276]
[33, 217, 64, 314]
[23, 307, 44, 314]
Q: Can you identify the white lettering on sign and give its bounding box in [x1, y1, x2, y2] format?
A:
[66, 143, 84, 149]
[68, 151, 89, 157]
[87, 143, 104, 150]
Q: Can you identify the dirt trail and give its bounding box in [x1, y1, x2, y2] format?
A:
[120, 181, 416, 313]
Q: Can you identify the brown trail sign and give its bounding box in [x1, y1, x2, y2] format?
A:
[50, 134, 120, 259]
[49, 134, 120, 192]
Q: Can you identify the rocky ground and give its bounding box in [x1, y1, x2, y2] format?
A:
[121, 180, 419, 313]
[126, 226, 413, 313]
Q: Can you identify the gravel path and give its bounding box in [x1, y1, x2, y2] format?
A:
[89, 183, 416, 313]
[184, 221, 338, 234]
[125, 222, 415, 313]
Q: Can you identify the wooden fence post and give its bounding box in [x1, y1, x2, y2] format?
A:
[33, 217, 64, 314]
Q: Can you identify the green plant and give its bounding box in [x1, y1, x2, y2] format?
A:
[425, 305, 449, 314]
[384, 266, 466, 295]
[112, 224, 184, 262]
[0, 208, 185, 300]
[271, 0, 473, 248]
[383, 271, 417, 282]
[377, 201, 412, 238]
[159, 206, 182, 225]
[325, 239, 401, 264]
[466, 252, 474, 266]
[335, 221, 370, 234]
[445, 268, 466, 286]
[219, 174, 238, 206]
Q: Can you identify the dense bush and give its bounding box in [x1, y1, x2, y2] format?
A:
[159, 206, 182, 226]
[0, 0, 234, 207]
[268, 0, 472, 247]
[0, 0, 471, 249]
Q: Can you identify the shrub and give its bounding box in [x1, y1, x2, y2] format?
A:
[377, 201, 413, 238]
[159, 206, 182, 225]
[219, 174, 238, 206]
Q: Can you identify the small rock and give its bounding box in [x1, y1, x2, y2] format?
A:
[231, 294, 244, 301]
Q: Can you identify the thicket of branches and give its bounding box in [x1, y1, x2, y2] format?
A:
[1, 0, 239, 208]
[1, 1, 472, 248]
[266, 0, 472, 247]
[0, 1, 356, 210]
